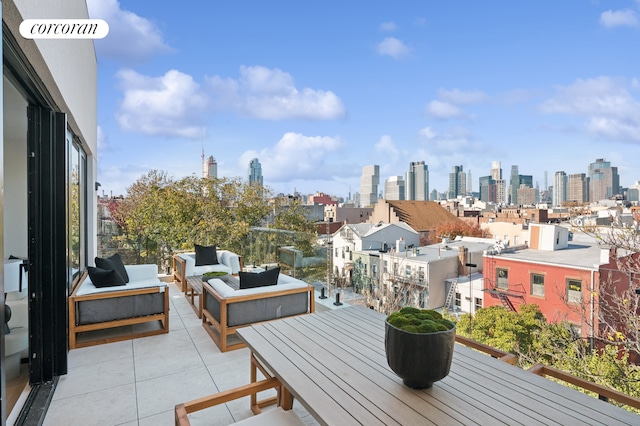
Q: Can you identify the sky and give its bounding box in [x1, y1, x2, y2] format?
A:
[87, 0, 640, 199]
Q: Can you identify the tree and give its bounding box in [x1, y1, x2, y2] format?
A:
[456, 304, 545, 355]
[271, 197, 316, 257]
[109, 170, 172, 265]
[108, 171, 316, 271]
[422, 220, 486, 245]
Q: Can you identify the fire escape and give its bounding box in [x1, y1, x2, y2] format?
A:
[483, 254, 524, 312]
[484, 284, 525, 312]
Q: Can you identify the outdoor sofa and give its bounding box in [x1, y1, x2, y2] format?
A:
[202, 270, 315, 352]
[69, 263, 169, 349]
[172, 248, 242, 293]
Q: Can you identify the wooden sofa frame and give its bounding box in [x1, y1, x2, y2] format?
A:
[68, 271, 170, 349]
[202, 282, 315, 352]
[172, 252, 244, 293]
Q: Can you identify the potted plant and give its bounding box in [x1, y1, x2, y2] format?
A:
[385, 307, 456, 389]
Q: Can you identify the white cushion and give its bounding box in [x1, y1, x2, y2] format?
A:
[179, 250, 241, 276]
[77, 263, 165, 296]
[193, 264, 232, 276]
[207, 278, 308, 298]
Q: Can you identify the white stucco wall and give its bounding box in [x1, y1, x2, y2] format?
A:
[13, 0, 97, 155]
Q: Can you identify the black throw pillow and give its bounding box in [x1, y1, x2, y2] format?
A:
[195, 244, 218, 266]
[95, 253, 129, 283]
[88, 267, 126, 288]
[239, 267, 280, 289]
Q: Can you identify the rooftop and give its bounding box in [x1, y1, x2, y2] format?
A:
[28, 278, 640, 425]
[37, 282, 321, 426]
[494, 243, 604, 270]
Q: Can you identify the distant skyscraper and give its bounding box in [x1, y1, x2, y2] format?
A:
[588, 158, 620, 201]
[448, 165, 466, 199]
[384, 176, 405, 200]
[491, 161, 502, 181]
[568, 173, 588, 203]
[479, 175, 496, 202]
[203, 155, 217, 179]
[510, 165, 519, 205]
[406, 161, 429, 200]
[248, 158, 263, 186]
[553, 171, 567, 207]
[360, 165, 380, 207]
[628, 181, 640, 202]
[467, 170, 472, 195]
[496, 179, 507, 205]
[430, 189, 439, 201]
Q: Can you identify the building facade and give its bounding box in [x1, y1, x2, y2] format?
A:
[483, 225, 603, 341]
[331, 222, 419, 285]
[553, 171, 567, 207]
[248, 158, 263, 186]
[588, 158, 620, 202]
[406, 161, 429, 201]
[568, 173, 588, 203]
[360, 164, 380, 207]
[448, 165, 466, 199]
[203, 154, 217, 179]
[384, 175, 405, 200]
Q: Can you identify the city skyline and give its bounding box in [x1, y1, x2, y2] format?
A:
[89, 1, 640, 198]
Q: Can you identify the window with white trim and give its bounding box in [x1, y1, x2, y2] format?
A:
[531, 273, 545, 297]
[567, 279, 582, 303]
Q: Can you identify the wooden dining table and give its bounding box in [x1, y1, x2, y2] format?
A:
[237, 306, 639, 425]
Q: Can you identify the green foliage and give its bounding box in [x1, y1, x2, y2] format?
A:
[458, 305, 640, 411]
[110, 170, 317, 269]
[202, 271, 229, 278]
[456, 304, 545, 355]
[387, 307, 455, 333]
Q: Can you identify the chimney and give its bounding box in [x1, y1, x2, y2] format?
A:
[458, 246, 468, 276]
[396, 238, 406, 253]
[600, 246, 617, 264]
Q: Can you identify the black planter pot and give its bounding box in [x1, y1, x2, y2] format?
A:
[385, 321, 456, 389]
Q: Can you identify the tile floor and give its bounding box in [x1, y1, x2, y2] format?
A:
[42, 282, 321, 426]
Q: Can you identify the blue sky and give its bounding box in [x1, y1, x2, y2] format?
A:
[88, 0, 640, 199]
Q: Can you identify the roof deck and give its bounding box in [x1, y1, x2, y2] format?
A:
[32, 281, 640, 425]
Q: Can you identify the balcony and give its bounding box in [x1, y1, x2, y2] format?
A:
[24, 279, 640, 425]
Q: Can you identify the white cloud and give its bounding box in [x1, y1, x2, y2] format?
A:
[116, 69, 208, 139]
[437, 88, 489, 105]
[418, 127, 437, 140]
[425, 100, 468, 120]
[239, 133, 345, 181]
[374, 135, 402, 163]
[376, 37, 410, 59]
[87, 0, 173, 63]
[379, 21, 397, 32]
[425, 88, 487, 120]
[540, 76, 640, 143]
[413, 126, 486, 180]
[600, 9, 639, 28]
[208, 66, 346, 120]
[418, 126, 474, 154]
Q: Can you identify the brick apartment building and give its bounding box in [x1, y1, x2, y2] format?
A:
[483, 224, 640, 346]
